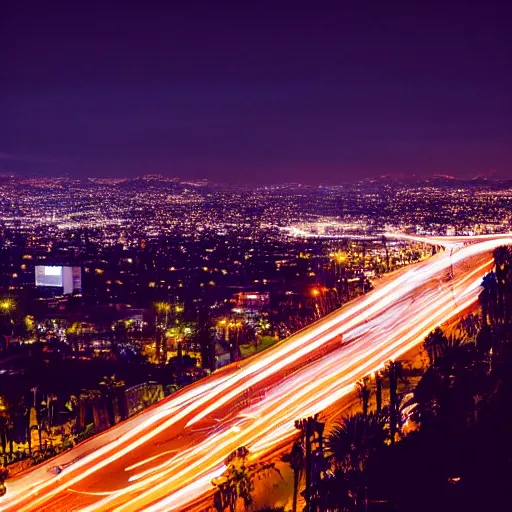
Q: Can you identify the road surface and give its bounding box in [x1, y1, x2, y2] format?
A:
[1, 235, 511, 512]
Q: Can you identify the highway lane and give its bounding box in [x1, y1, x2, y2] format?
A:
[282, 224, 512, 248]
[1, 236, 510, 512]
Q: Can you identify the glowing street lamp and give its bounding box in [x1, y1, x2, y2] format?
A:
[0, 299, 14, 311]
[332, 251, 347, 264]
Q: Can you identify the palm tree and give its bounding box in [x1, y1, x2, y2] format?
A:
[357, 377, 371, 416]
[326, 413, 386, 509]
[195, 306, 216, 372]
[212, 446, 281, 512]
[384, 360, 404, 444]
[479, 271, 498, 326]
[0, 396, 14, 463]
[66, 322, 81, 352]
[0, 467, 7, 496]
[99, 375, 126, 426]
[327, 413, 386, 474]
[65, 394, 82, 430]
[423, 328, 447, 367]
[411, 330, 480, 432]
[375, 371, 383, 414]
[0, 297, 16, 348]
[436, 334, 466, 368]
[38, 392, 58, 450]
[493, 246, 512, 324]
[287, 439, 305, 512]
[315, 471, 351, 512]
[457, 313, 481, 342]
[70, 389, 107, 433]
[227, 318, 243, 363]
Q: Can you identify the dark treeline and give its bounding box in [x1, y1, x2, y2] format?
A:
[311, 245, 512, 511]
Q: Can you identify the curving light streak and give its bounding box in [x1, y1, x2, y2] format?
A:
[2, 235, 510, 512]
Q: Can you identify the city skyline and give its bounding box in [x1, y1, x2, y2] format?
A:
[1, 1, 511, 183]
[2, 170, 512, 185]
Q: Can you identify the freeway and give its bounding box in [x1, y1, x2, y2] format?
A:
[2, 235, 511, 512]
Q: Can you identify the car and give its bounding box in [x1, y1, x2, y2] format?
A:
[49, 465, 62, 475]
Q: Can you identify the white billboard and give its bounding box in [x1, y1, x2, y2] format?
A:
[35, 266, 63, 287]
[35, 265, 82, 294]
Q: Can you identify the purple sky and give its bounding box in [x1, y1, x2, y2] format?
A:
[1, 1, 511, 183]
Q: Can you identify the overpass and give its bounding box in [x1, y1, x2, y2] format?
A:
[282, 224, 512, 248]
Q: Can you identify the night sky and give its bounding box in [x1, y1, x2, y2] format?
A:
[1, 1, 511, 183]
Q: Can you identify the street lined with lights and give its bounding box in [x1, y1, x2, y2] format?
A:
[1, 235, 511, 512]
